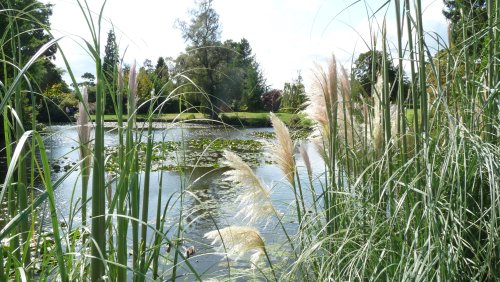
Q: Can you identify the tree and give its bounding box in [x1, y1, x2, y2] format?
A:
[136, 65, 154, 113]
[280, 73, 306, 113]
[0, 0, 63, 128]
[261, 89, 282, 112]
[81, 72, 96, 85]
[235, 39, 266, 111]
[176, 0, 223, 117]
[352, 50, 408, 102]
[79, 72, 97, 103]
[443, 0, 487, 49]
[154, 57, 170, 94]
[0, 0, 57, 80]
[174, 4, 267, 114]
[38, 60, 69, 93]
[102, 29, 119, 113]
[242, 61, 266, 111]
[38, 83, 78, 122]
[215, 38, 266, 111]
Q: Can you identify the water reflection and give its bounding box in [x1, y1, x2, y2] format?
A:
[38, 123, 324, 278]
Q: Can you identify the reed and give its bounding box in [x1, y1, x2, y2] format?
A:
[282, 0, 499, 280]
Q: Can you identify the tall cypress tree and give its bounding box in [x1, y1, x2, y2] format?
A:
[102, 29, 119, 113]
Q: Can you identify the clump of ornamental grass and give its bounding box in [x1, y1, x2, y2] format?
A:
[204, 150, 285, 280]
[308, 55, 357, 157]
[204, 226, 266, 266]
[308, 55, 405, 158]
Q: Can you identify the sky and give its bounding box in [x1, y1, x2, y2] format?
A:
[43, 0, 448, 90]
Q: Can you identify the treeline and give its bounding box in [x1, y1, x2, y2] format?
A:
[80, 0, 270, 118]
[4, 0, 488, 125]
[0, 0, 71, 126]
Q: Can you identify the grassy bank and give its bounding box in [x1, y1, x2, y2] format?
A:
[219, 112, 312, 128]
[90, 112, 206, 122]
[90, 111, 313, 128]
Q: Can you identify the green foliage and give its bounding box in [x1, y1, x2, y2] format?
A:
[443, 0, 488, 49]
[102, 30, 119, 80]
[176, 0, 221, 117]
[0, 0, 64, 129]
[80, 72, 95, 84]
[242, 60, 266, 111]
[37, 83, 78, 122]
[102, 29, 119, 113]
[219, 112, 271, 126]
[352, 50, 409, 102]
[154, 57, 170, 94]
[0, 0, 58, 84]
[137, 65, 154, 112]
[280, 73, 306, 113]
[175, 2, 266, 115]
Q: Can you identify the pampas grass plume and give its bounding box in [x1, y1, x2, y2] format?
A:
[77, 87, 90, 149]
[204, 226, 266, 265]
[270, 112, 295, 185]
[223, 150, 275, 224]
[299, 142, 312, 179]
[372, 74, 384, 152]
[128, 61, 138, 113]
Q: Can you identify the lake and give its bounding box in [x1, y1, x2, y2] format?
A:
[33, 123, 324, 279]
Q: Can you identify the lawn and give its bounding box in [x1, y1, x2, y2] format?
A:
[91, 112, 312, 128]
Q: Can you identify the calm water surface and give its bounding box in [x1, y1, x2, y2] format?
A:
[42, 123, 324, 280]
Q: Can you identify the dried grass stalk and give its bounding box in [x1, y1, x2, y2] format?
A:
[308, 55, 356, 154]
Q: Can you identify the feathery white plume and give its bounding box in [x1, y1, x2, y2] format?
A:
[223, 150, 276, 224]
[299, 142, 312, 179]
[269, 113, 295, 185]
[204, 226, 266, 265]
[77, 87, 91, 164]
[128, 61, 138, 114]
[308, 56, 356, 146]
